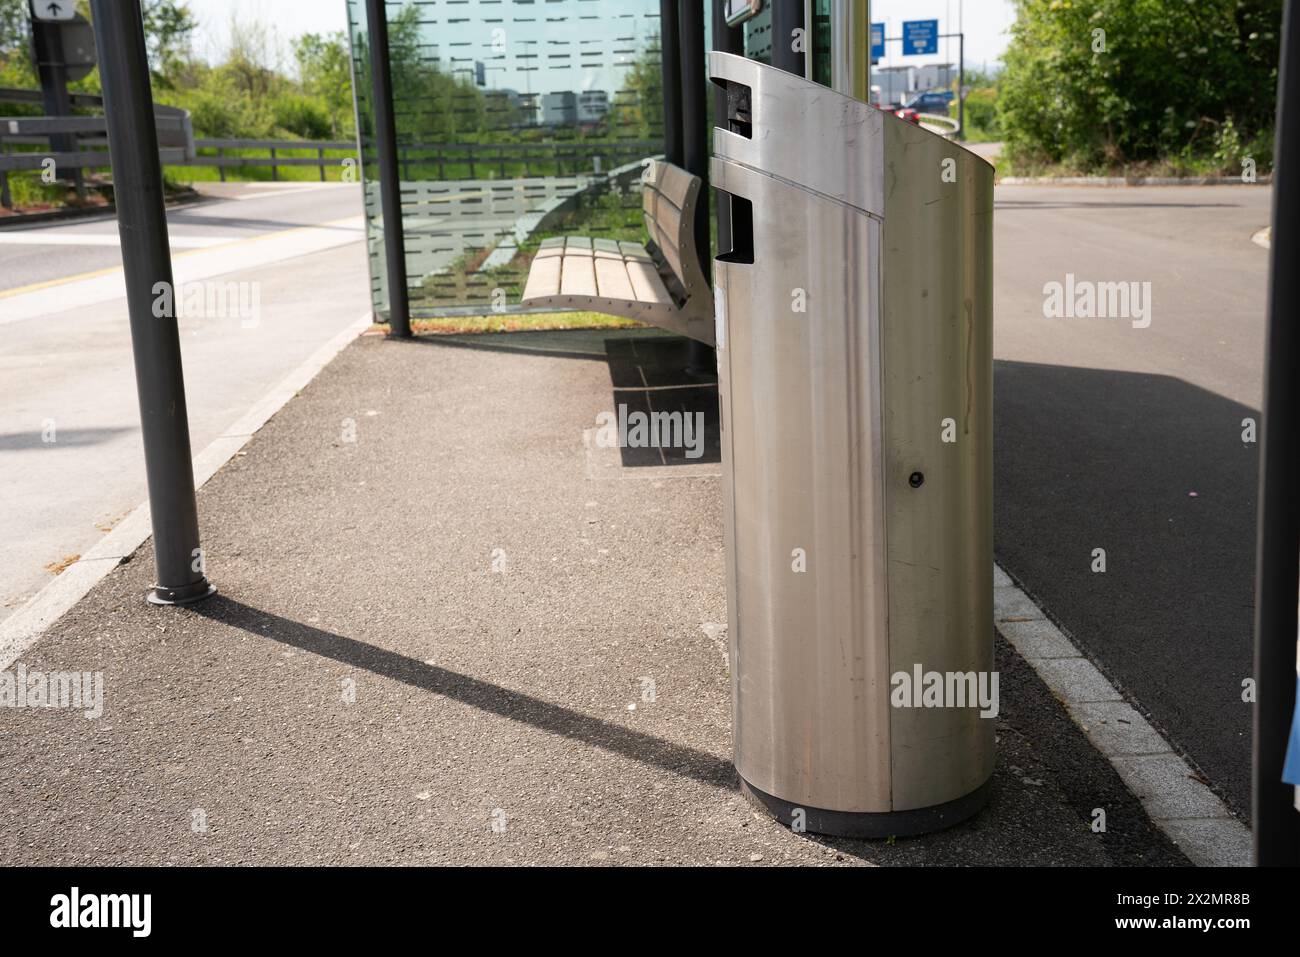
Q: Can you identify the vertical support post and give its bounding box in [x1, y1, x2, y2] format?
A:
[89, 0, 213, 607]
[830, 0, 869, 101]
[270, 145, 277, 181]
[318, 145, 326, 181]
[32, 19, 86, 200]
[771, 0, 805, 77]
[1253, 0, 1300, 867]
[679, 0, 712, 376]
[365, 0, 411, 337]
[659, 0, 684, 167]
[680, 0, 708, 279]
[0, 137, 10, 209]
[957, 33, 965, 141]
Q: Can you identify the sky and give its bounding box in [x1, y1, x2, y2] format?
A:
[182, 0, 1018, 77]
[870, 0, 1017, 73]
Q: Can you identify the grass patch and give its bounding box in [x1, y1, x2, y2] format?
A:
[372, 311, 643, 336]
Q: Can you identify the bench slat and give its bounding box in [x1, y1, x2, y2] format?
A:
[560, 250, 598, 297]
[595, 258, 637, 300]
[653, 220, 685, 287]
[656, 163, 696, 207]
[523, 253, 562, 299]
[626, 259, 673, 304]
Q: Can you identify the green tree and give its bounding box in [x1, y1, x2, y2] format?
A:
[0, 0, 37, 88]
[618, 40, 664, 139]
[294, 31, 353, 137]
[999, 0, 1282, 172]
[142, 0, 197, 85]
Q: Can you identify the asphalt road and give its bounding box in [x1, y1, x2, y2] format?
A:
[992, 183, 1272, 819]
[0, 182, 371, 623]
[0, 182, 365, 292]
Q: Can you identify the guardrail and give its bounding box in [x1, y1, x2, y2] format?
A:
[916, 112, 962, 138]
[188, 139, 355, 181]
[0, 90, 659, 206]
[0, 86, 194, 206]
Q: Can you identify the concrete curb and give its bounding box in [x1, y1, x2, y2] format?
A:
[0, 310, 373, 672]
[999, 175, 1270, 187]
[993, 563, 1252, 866]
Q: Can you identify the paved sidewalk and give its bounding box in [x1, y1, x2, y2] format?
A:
[0, 329, 1189, 865]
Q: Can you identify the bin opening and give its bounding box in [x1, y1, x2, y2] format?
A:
[715, 78, 753, 138]
[716, 190, 754, 264]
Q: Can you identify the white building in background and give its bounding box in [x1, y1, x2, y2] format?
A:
[540, 91, 578, 126]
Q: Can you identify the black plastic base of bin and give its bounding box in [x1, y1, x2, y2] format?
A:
[740, 774, 993, 839]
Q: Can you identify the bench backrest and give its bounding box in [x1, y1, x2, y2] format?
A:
[642, 160, 704, 298]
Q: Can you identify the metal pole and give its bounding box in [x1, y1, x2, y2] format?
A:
[830, 0, 869, 101]
[659, 0, 684, 166]
[365, 0, 411, 337]
[771, 0, 805, 77]
[957, 32, 965, 141]
[680, 0, 708, 278]
[89, 0, 213, 606]
[680, 0, 712, 375]
[712, 0, 744, 256]
[1253, 0, 1300, 867]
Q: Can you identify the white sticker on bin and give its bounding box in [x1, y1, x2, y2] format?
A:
[714, 284, 727, 350]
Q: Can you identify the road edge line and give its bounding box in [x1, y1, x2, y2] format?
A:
[0, 310, 374, 671]
[993, 563, 1252, 866]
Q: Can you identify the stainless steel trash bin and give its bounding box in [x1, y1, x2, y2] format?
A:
[710, 52, 995, 837]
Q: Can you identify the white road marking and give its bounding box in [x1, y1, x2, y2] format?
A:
[0, 215, 365, 327]
[993, 564, 1251, 866]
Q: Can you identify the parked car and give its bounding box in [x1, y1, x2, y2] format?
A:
[900, 91, 954, 116]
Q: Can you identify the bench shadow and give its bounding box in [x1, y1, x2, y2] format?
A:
[604, 336, 721, 467]
[392, 330, 722, 467]
[194, 595, 738, 791]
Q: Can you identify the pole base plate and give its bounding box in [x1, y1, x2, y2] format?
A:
[147, 580, 217, 606]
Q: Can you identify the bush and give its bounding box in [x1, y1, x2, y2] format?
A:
[271, 94, 333, 140]
[999, 0, 1282, 173]
[962, 87, 1002, 140]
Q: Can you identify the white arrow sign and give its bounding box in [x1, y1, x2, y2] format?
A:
[30, 0, 75, 22]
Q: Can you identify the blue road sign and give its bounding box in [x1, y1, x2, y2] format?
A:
[902, 19, 939, 56]
[870, 22, 885, 60]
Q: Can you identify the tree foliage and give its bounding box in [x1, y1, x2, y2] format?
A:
[998, 0, 1282, 172]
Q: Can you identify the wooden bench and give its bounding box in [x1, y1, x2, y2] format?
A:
[521, 159, 714, 345]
